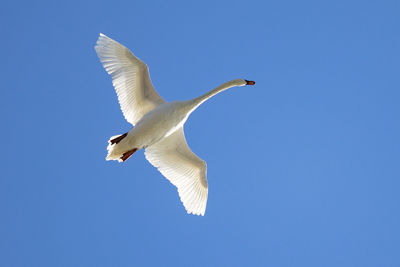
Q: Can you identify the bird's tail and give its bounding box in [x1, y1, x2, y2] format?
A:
[106, 133, 136, 162]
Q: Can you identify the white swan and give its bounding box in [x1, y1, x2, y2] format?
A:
[95, 33, 255, 216]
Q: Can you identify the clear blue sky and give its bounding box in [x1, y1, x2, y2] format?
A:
[1, 0, 399, 266]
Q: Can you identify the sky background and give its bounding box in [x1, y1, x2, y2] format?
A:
[1, 0, 399, 266]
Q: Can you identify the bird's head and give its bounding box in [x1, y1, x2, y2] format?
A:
[245, 80, 256, 85]
[232, 79, 256, 87]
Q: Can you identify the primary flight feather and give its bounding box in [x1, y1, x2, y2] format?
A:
[95, 33, 255, 216]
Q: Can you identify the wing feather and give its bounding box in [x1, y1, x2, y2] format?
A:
[144, 128, 208, 216]
[95, 33, 165, 125]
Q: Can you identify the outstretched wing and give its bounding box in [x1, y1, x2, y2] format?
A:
[95, 33, 165, 125]
[144, 127, 208, 216]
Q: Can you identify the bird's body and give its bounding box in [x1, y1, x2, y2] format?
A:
[108, 100, 189, 159]
[95, 33, 255, 215]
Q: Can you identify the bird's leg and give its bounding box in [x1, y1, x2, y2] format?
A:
[120, 148, 138, 162]
[110, 133, 128, 144]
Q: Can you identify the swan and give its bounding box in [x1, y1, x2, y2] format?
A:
[95, 33, 255, 216]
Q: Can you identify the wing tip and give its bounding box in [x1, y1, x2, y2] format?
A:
[99, 33, 110, 39]
[186, 209, 205, 216]
[95, 33, 113, 49]
[181, 190, 208, 216]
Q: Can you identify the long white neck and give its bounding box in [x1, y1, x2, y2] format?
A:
[186, 79, 245, 114]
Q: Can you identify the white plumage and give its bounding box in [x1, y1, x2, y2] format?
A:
[95, 33, 255, 216]
[95, 33, 164, 125]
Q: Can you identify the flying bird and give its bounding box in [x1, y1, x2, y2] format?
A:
[95, 33, 255, 216]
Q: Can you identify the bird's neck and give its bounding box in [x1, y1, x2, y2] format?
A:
[186, 80, 241, 115]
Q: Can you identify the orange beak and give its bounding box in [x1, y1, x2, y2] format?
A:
[245, 80, 256, 85]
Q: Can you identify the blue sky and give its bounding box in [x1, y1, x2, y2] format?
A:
[1, 0, 399, 266]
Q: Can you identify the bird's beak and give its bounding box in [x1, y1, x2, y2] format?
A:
[245, 80, 256, 85]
